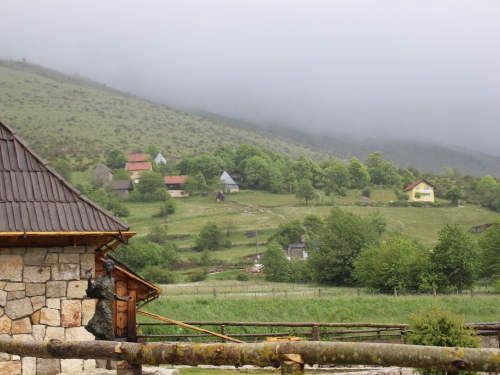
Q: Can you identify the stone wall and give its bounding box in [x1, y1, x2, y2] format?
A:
[0, 246, 97, 375]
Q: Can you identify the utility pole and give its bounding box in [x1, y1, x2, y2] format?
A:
[255, 231, 259, 263]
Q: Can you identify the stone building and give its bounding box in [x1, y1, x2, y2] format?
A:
[0, 118, 157, 374]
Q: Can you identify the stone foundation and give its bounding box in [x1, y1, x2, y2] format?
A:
[0, 246, 96, 375]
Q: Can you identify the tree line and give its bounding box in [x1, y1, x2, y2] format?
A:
[261, 208, 500, 294]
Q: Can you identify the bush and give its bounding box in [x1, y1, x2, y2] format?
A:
[410, 201, 424, 207]
[236, 273, 250, 281]
[188, 269, 208, 282]
[406, 307, 481, 375]
[142, 266, 177, 284]
[361, 187, 371, 197]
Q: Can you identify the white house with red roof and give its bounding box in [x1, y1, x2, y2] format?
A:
[164, 175, 189, 197]
[403, 179, 436, 202]
[125, 161, 152, 182]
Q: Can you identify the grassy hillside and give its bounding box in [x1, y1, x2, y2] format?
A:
[124, 189, 499, 266]
[1, 59, 499, 177]
[0, 60, 331, 164]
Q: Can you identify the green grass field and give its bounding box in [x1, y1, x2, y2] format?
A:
[124, 189, 499, 258]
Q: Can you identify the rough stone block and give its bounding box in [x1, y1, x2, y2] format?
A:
[63, 246, 86, 254]
[36, 358, 60, 375]
[31, 295, 46, 311]
[65, 326, 95, 341]
[0, 248, 11, 255]
[21, 357, 37, 375]
[0, 255, 23, 281]
[51, 264, 80, 281]
[67, 281, 87, 299]
[0, 290, 6, 307]
[59, 253, 80, 264]
[23, 267, 51, 283]
[0, 314, 11, 333]
[26, 283, 45, 297]
[46, 281, 67, 297]
[23, 249, 48, 266]
[31, 310, 41, 325]
[0, 352, 10, 361]
[81, 299, 96, 325]
[4, 283, 25, 291]
[40, 308, 60, 326]
[61, 359, 84, 373]
[43, 253, 59, 264]
[44, 326, 65, 341]
[32, 324, 46, 341]
[83, 359, 97, 370]
[10, 248, 26, 255]
[61, 300, 81, 328]
[46, 298, 61, 310]
[11, 317, 32, 334]
[48, 247, 63, 253]
[0, 361, 22, 375]
[5, 297, 33, 319]
[0, 281, 6, 289]
[0, 307, 3, 317]
[7, 291, 26, 300]
[80, 254, 95, 279]
[12, 333, 33, 341]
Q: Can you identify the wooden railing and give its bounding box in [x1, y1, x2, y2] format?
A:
[3, 338, 500, 375]
[137, 321, 500, 344]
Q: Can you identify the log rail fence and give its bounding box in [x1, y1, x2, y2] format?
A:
[136, 321, 500, 345]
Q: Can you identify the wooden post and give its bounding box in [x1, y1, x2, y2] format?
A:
[213, 287, 217, 299]
[312, 325, 320, 341]
[318, 289, 322, 298]
[221, 325, 227, 343]
[433, 289, 437, 297]
[273, 288, 275, 299]
[394, 288, 398, 297]
[285, 290, 288, 298]
[127, 290, 137, 342]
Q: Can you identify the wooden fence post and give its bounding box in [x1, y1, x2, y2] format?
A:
[273, 288, 275, 299]
[312, 325, 320, 341]
[221, 325, 227, 343]
[213, 287, 217, 299]
[318, 289, 322, 298]
[433, 289, 437, 297]
[394, 288, 398, 297]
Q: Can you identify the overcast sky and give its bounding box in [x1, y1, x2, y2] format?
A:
[1, 1, 499, 155]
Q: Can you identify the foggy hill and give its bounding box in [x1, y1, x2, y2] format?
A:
[1, 59, 499, 177]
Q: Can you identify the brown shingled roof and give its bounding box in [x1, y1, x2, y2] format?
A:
[0, 117, 132, 245]
[126, 154, 149, 163]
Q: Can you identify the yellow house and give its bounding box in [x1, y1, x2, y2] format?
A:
[403, 179, 436, 202]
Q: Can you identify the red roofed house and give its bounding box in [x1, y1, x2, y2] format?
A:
[125, 162, 152, 183]
[126, 153, 149, 163]
[403, 179, 436, 202]
[164, 175, 189, 197]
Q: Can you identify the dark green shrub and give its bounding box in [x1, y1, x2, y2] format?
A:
[410, 201, 424, 207]
[188, 269, 208, 282]
[236, 273, 250, 281]
[142, 266, 177, 284]
[406, 307, 481, 375]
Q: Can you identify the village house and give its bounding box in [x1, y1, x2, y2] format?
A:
[164, 175, 189, 197]
[125, 161, 152, 183]
[403, 179, 436, 202]
[287, 243, 308, 260]
[102, 180, 134, 197]
[0, 118, 161, 375]
[220, 171, 239, 192]
[154, 153, 167, 165]
[93, 163, 114, 182]
[125, 153, 149, 163]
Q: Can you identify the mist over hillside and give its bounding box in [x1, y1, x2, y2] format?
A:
[1, 59, 500, 177]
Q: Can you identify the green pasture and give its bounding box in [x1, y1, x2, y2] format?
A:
[123, 189, 499, 254]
